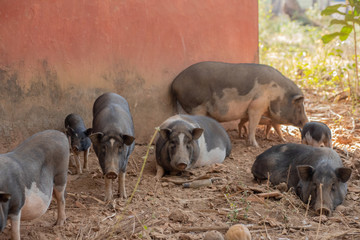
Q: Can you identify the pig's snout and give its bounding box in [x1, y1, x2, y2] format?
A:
[71, 145, 81, 153]
[176, 163, 187, 170]
[298, 118, 309, 128]
[105, 171, 118, 179]
[105, 162, 119, 179]
[316, 207, 331, 216]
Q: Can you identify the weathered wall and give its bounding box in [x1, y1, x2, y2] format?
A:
[0, 0, 258, 150]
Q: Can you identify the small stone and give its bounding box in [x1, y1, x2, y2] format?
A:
[225, 224, 251, 240]
[168, 210, 189, 223]
[204, 230, 224, 240]
[276, 182, 288, 192]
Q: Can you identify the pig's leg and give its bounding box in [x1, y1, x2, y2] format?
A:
[118, 172, 127, 198]
[83, 148, 89, 170]
[273, 123, 285, 141]
[104, 177, 113, 201]
[10, 213, 21, 240]
[265, 123, 271, 139]
[248, 101, 266, 147]
[238, 118, 248, 138]
[74, 152, 82, 174]
[155, 162, 165, 180]
[326, 140, 332, 148]
[53, 186, 66, 225]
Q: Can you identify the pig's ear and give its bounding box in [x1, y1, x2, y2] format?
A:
[122, 135, 135, 146]
[89, 132, 104, 144]
[84, 128, 93, 137]
[66, 127, 75, 136]
[0, 192, 11, 202]
[192, 128, 204, 140]
[159, 128, 172, 140]
[292, 95, 304, 104]
[335, 167, 352, 183]
[297, 165, 314, 181]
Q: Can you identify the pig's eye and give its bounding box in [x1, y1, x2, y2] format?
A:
[186, 143, 191, 150]
[331, 183, 336, 191]
[102, 146, 106, 152]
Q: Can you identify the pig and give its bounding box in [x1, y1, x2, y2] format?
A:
[301, 121, 332, 148]
[65, 113, 92, 174]
[155, 114, 231, 178]
[88, 92, 135, 201]
[251, 143, 351, 215]
[238, 116, 285, 141]
[0, 130, 69, 240]
[171, 61, 308, 147]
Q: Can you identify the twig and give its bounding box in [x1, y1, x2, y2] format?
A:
[264, 222, 272, 240]
[132, 217, 135, 236]
[286, 165, 291, 186]
[257, 191, 282, 198]
[248, 186, 267, 193]
[329, 109, 342, 119]
[133, 213, 151, 240]
[106, 127, 160, 239]
[250, 225, 316, 233]
[351, 117, 356, 133]
[283, 195, 300, 214]
[315, 183, 323, 240]
[101, 213, 116, 222]
[174, 226, 229, 232]
[160, 174, 213, 184]
[323, 229, 360, 240]
[67, 192, 105, 205]
[305, 195, 311, 218]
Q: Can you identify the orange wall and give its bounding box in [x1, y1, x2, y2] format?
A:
[0, 0, 258, 149]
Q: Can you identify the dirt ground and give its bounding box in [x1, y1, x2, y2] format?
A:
[1, 90, 360, 240]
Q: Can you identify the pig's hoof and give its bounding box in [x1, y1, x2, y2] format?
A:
[54, 218, 66, 226]
[116, 193, 127, 199]
[104, 195, 113, 202]
[106, 201, 116, 210]
[249, 142, 260, 148]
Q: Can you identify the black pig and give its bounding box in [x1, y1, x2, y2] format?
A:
[65, 113, 92, 174]
[88, 93, 135, 201]
[252, 143, 351, 215]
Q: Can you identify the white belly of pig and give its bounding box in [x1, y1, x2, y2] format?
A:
[193, 135, 226, 168]
[21, 182, 52, 220]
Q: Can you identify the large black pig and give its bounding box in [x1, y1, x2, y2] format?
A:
[155, 114, 231, 178]
[252, 143, 351, 215]
[171, 61, 308, 147]
[88, 93, 135, 201]
[65, 113, 92, 174]
[0, 130, 69, 240]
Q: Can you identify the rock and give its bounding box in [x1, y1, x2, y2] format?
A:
[276, 182, 288, 192]
[225, 224, 251, 240]
[204, 230, 224, 240]
[168, 210, 189, 223]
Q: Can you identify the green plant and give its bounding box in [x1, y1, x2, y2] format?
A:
[321, 0, 360, 99]
[258, 0, 359, 103]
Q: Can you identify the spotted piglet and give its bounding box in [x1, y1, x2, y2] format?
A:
[301, 121, 332, 148]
